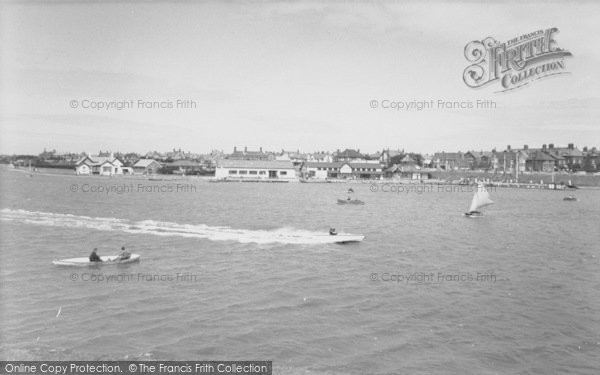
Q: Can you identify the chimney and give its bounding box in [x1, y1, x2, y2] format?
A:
[542, 144, 547, 150]
[507, 145, 511, 151]
[234, 146, 237, 152]
[523, 145, 528, 150]
[549, 144, 554, 149]
[260, 147, 263, 153]
[568, 143, 574, 150]
[583, 146, 588, 152]
[244, 146, 247, 152]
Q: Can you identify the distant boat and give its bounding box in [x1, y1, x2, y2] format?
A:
[563, 195, 577, 201]
[337, 199, 364, 205]
[464, 183, 494, 217]
[52, 254, 141, 266]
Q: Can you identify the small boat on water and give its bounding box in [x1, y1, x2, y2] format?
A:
[322, 233, 365, 243]
[52, 254, 141, 266]
[464, 183, 494, 217]
[338, 187, 362, 204]
[337, 199, 364, 205]
[563, 195, 577, 201]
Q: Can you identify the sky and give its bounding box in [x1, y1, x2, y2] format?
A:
[0, 0, 599, 155]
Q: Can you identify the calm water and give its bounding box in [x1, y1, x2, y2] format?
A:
[1, 168, 599, 374]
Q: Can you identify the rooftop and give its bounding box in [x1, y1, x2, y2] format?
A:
[133, 159, 162, 168]
[217, 159, 295, 169]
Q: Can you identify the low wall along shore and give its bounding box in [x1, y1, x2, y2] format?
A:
[429, 170, 600, 187]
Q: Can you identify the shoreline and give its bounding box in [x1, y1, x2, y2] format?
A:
[4, 166, 600, 189]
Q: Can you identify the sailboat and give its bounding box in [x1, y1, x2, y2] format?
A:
[464, 183, 494, 217]
[337, 187, 364, 204]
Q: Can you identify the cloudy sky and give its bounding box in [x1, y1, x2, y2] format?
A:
[0, 0, 598, 155]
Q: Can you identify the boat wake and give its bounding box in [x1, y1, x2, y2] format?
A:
[0, 208, 349, 245]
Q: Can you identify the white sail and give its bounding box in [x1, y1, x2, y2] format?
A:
[468, 184, 494, 212]
[468, 194, 478, 213]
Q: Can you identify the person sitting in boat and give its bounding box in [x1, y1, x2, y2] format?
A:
[89, 248, 102, 262]
[329, 227, 338, 236]
[116, 246, 131, 261]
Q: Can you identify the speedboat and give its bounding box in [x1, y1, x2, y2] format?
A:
[323, 234, 365, 243]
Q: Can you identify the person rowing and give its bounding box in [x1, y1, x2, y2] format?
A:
[89, 248, 102, 262]
[329, 227, 338, 236]
[115, 246, 131, 261]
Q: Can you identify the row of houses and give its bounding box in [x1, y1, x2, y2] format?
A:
[434, 144, 599, 173]
[214, 160, 431, 181]
[36, 148, 219, 175]
[215, 148, 426, 181]
[69, 143, 600, 178]
[216, 148, 389, 181]
[75, 155, 173, 176]
[214, 160, 388, 181]
[215, 144, 599, 181]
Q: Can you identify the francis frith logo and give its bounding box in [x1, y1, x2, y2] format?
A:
[463, 28, 572, 92]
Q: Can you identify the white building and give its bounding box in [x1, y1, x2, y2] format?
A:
[75, 154, 124, 176]
[306, 162, 339, 179]
[215, 159, 296, 180]
[306, 162, 383, 180]
[75, 159, 92, 175]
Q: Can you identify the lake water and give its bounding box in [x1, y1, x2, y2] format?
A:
[1, 168, 599, 374]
